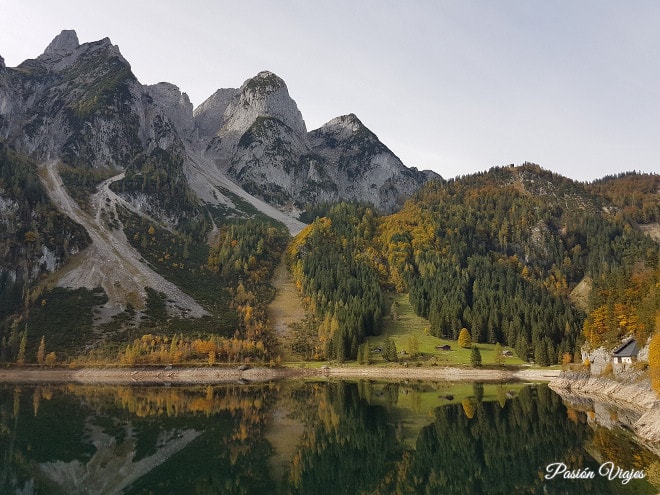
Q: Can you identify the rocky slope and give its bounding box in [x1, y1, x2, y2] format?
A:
[550, 372, 660, 443]
[198, 71, 439, 213]
[0, 30, 435, 321]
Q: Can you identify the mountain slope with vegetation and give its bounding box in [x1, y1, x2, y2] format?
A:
[287, 164, 659, 363]
[0, 31, 657, 369]
[0, 31, 435, 366]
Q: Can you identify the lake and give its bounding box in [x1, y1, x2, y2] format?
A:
[0, 380, 658, 494]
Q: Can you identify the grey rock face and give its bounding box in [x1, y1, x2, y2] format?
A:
[43, 29, 80, 56]
[1, 32, 142, 167]
[193, 88, 237, 139]
[199, 74, 439, 212]
[2, 31, 439, 219]
[309, 114, 439, 212]
[146, 82, 194, 137]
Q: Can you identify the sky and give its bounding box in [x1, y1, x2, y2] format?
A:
[1, 0, 659, 181]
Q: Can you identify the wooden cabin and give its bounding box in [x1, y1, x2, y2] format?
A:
[612, 338, 639, 365]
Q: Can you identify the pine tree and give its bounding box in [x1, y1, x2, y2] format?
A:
[383, 338, 398, 362]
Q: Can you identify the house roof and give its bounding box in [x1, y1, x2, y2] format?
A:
[612, 338, 639, 358]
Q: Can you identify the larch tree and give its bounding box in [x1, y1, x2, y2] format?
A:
[37, 336, 46, 366]
[458, 328, 472, 348]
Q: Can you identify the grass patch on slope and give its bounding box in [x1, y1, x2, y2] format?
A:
[364, 293, 525, 367]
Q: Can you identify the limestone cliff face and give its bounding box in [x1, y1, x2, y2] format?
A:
[200, 74, 439, 212]
[309, 114, 440, 212]
[146, 82, 194, 138]
[0, 30, 192, 172]
[1, 31, 439, 221]
[193, 88, 236, 139]
[221, 71, 307, 139]
[0, 31, 140, 167]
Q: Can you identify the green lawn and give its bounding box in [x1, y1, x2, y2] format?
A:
[364, 293, 525, 367]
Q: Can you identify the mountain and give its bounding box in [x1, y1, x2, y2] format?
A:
[287, 163, 659, 361]
[197, 71, 439, 213]
[0, 30, 438, 361]
[1, 31, 656, 367]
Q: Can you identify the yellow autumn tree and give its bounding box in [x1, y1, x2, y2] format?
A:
[37, 336, 46, 366]
[462, 398, 477, 419]
[458, 328, 472, 348]
[649, 329, 660, 396]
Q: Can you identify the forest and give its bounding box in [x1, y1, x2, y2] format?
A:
[0, 154, 658, 367]
[287, 165, 659, 363]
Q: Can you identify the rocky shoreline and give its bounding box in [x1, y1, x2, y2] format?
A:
[0, 365, 561, 385]
[550, 371, 660, 444]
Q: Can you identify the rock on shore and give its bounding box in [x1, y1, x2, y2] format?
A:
[550, 371, 660, 443]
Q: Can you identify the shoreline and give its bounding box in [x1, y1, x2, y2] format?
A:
[0, 365, 560, 385]
[550, 371, 660, 444]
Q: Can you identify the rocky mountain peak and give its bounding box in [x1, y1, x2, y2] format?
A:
[244, 70, 286, 95]
[43, 29, 80, 56]
[327, 113, 363, 130]
[193, 88, 238, 138]
[220, 70, 306, 139]
[0, 55, 5, 71]
[146, 82, 194, 134]
[208, 70, 307, 164]
[315, 113, 376, 142]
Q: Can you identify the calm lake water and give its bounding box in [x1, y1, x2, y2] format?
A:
[0, 380, 658, 494]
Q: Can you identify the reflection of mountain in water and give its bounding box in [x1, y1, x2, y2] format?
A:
[39, 422, 200, 495]
[1, 382, 659, 494]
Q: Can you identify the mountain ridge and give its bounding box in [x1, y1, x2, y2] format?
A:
[0, 30, 657, 367]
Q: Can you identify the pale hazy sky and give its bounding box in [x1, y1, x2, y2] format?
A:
[1, 1, 659, 181]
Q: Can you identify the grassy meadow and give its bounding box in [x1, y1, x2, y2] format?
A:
[362, 293, 525, 368]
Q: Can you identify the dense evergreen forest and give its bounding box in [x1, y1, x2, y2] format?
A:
[287, 203, 384, 361]
[288, 165, 659, 363]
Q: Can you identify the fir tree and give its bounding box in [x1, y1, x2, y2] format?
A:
[471, 345, 482, 368]
[383, 338, 398, 362]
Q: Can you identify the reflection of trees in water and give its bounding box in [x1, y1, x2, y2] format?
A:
[283, 383, 658, 495]
[376, 386, 645, 495]
[1, 383, 659, 494]
[282, 382, 399, 495]
[0, 384, 279, 495]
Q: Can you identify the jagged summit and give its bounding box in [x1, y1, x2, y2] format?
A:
[244, 70, 287, 94]
[220, 70, 307, 139]
[322, 113, 363, 129]
[1, 33, 438, 216]
[43, 29, 80, 56]
[313, 113, 380, 144]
